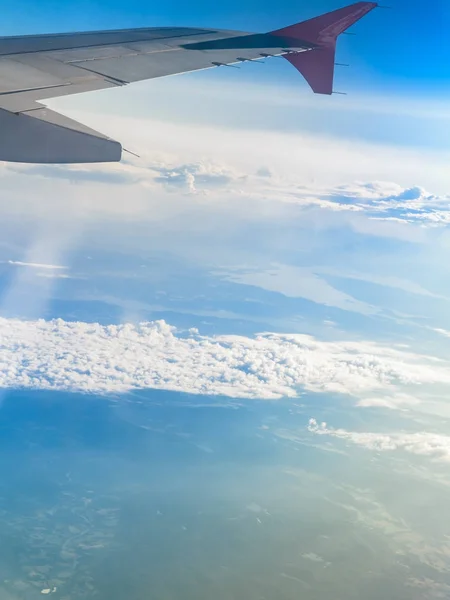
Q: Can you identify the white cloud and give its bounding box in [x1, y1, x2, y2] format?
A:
[1, 317, 450, 401]
[3, 124, 450, 243]
[356, 393, 421, 410]
[308, 419, 450, 463]
[4, 143, 450, 239]
[6, 260, 67, 270]
[433, 328, 450, 339]
[152, 161, 243, 193]
[35, 273, 73, 280]
[302, 553, 327, 564]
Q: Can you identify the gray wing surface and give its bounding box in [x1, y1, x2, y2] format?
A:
[0, 26, 302, 163]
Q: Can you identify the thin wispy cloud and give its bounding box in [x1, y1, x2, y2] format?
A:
[35, 273, 73, 279]
[308, 419, 450, 464]
[6, 260, 68, 270]
[433, 328, 450, 339]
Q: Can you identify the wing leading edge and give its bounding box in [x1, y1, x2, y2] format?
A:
[0, 2, 377, 164]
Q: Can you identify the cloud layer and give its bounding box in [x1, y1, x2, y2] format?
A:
[308, 419, 450, 463]
[1, 317, 450, 400]
[4, 148, 450, 231]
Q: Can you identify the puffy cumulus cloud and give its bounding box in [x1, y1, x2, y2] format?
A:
[143, 160, 450, 231]
[1, 317, 450, 401]
[326, 181, 450, 226]
[156, 167, 197, 193]
[308, 419, 450, 463]
[331, 182, 433, 203]
[152, 161, 245, 193]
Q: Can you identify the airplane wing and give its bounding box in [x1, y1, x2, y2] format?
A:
[0, 2, 377, 164]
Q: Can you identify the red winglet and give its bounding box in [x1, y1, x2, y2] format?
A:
[271, 2, 378, 94]
[284, 48, 337, 95]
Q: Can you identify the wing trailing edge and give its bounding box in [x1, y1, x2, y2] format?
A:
[0, 107, 121, 164]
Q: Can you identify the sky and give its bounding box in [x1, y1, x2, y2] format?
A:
[4, 0, 450, 155]
[0, 0, 449, 477]
[2, 3, 450, 598]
